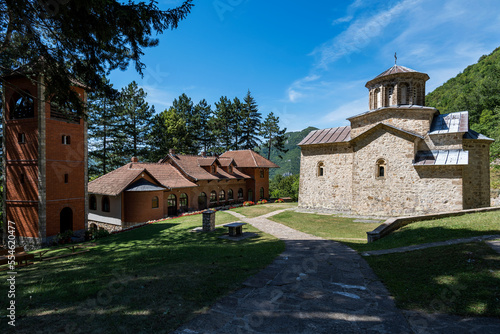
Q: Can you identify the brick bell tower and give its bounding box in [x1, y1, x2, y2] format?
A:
[2, 69, 88, 248]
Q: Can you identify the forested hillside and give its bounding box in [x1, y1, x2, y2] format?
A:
[426, 46, 500, 159]
[259, 126, 318, 178]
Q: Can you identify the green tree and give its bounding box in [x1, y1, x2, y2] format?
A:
[260, 112, 288, 160]
[0, 0, 193, 115]
[117, 81, 154, 161]
[231, 97, 243, 150]
[194, 99, 213, 153]
[87, 79, 123, 177]
[171, 93, 199, 154]
[269, 174, 299, 201]
[213, 96, 234, 153]
[239, 90, 262, 150]
[162, 107, 188, 153]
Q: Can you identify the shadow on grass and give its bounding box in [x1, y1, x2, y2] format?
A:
[344, 225, 500, 252]
[365, 242, 500, 318]
[0, 219, 285, 333]
[2, 238, 413, 334]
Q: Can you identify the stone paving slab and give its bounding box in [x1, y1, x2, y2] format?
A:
[362, 234, 500, 256]
[486, 238, 500, 254]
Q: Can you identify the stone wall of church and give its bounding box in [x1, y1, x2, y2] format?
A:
[462, 140, 491, 209]
[298, 143, 353, 212]
[351, 129, 463, 216]
[418, 134, 463, 151]
[350, 108, 436, 138]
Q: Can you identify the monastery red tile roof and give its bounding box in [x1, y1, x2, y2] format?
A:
[298, 126, 351, 146]
[220, 150, 279, 168]
[130, 163, 198, 188]
[89, 165, 153, 196]
[89, 163, 197, 196]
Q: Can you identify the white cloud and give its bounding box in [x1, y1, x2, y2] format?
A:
[286, 74, 324, 103]
[313, 0, 421, 68]
[320, 97, 367, 125]
[332, 16, 353, 25]
[140, 85, 176, 111]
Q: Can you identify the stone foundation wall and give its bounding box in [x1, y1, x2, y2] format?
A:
[88, 220, 122, 233]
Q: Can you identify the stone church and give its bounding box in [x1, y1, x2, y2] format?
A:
[298, 64, 493, 217]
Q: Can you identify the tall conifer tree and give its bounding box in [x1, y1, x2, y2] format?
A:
[260, 112, 288, 160]
[116, 81, 153, 161]
[87, 79, 123, 178]
[195, 99, 213, 154]
[239, 90, 262, 149]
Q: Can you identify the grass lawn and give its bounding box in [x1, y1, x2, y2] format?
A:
[0, 211, 285, 333]
[268, 211, 380, 240]
[365, 242, 500, 317]
[344, 210, 500, 252]
[229, 202, 298, 218]
[269, 210, 500, 318]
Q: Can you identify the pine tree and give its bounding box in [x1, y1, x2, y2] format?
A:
[116, 81, 154, 161]
[231, 97, 243, 150]
[239, 90, 262, 150]
[213, 96, 234, 152]
[260, 112, 288, 160]
[0, 0, 194, 116]
[194, 99, 213, 154]
[87, 80, 123, 178]
[171, 93, 198, 154]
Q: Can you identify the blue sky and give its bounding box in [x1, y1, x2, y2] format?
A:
[109, 0, 500, 132]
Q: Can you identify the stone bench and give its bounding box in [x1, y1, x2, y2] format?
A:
[223, 222, 247, 237]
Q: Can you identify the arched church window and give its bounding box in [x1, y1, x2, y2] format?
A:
[376, 159, 386, 179]
[375, 88, 382, 109]
[400, 84, 408, 105]
[387, 86, 394, 106]
[317, 162, 325, 177]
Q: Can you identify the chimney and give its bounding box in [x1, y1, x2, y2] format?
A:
[131, 157, 139, 163]
[169, 149, 176, 155]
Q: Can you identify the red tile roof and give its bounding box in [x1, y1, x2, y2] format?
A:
[90, 150, 267, 196]
[131, 163, 198, 189]
[89, 165, 157, 196]
[89, 163, 197, 196]
[220, 150, 279, 168]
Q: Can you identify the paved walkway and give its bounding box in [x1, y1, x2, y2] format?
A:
[174, 210, 500, 334]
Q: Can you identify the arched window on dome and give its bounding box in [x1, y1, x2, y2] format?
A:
[400, 83, 408, 105]
[375, 88, 382, 109]
[386, 85, 395, 106]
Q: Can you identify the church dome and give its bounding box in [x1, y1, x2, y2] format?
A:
[365, 64, 430, 110]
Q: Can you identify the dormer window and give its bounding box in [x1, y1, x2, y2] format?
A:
[228, 165, 232, 173]
[211, 165, 216, 173]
